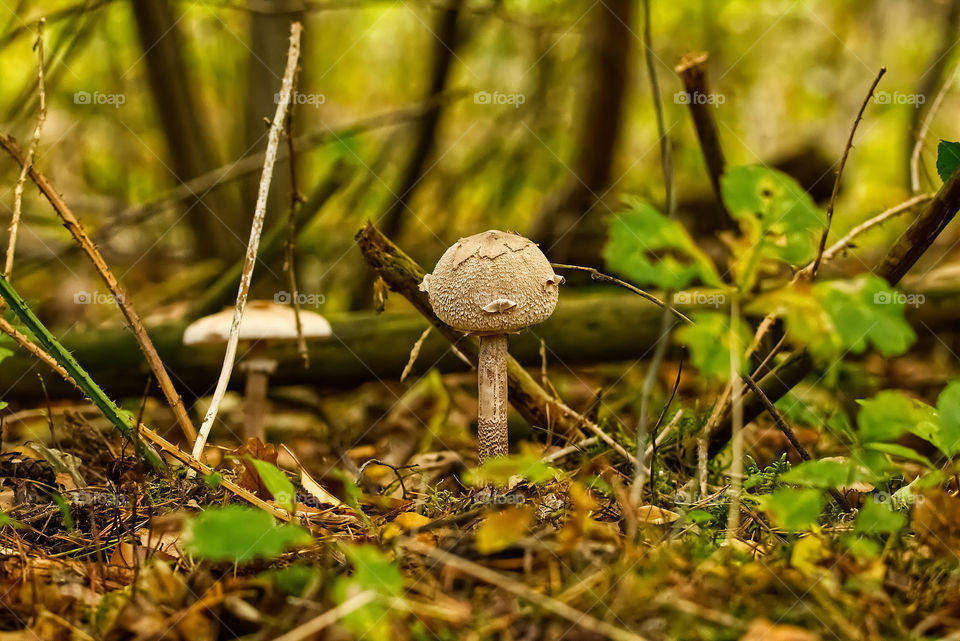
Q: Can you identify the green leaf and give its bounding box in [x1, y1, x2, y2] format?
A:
[263, 564, 320, 596]
[761, 488, 824, 532]
[814, 275, 916, 357]
[185, 505, 311, 562]
[204, 472, 223, 489]
[749, 284, 841, 364]
[332, 544, 403, 641]
[936, 140, 960, 182]
[857, 391, 937, 444]
[340, 544, 403, 597]
[674, 311, 751, 381]
[468, 454, 562, 486]
[721, 166, 826, 266]
[863, 442, 936, 469]
[855, 498, 907, 534]
[780, 459, 862, 489]
[248, 457, 296, 513]
[603, 200, 723, 290]
[936, 380, 960, 457]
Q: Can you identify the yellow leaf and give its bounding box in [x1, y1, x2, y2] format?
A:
[740, 618, 821, 641]
[381, 511, 432, 541]
[635, 505, 680, 524]
[475, 507, 534, 554]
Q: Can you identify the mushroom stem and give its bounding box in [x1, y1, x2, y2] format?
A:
[477, 334, 509, 462]
[239, 343, 277, 442]
[243, 367, 270, 442]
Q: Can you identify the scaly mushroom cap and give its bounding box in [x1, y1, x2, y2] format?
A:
[421, 230, 563, 334]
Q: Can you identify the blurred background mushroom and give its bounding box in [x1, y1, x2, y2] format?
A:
[183, 300, 332, 443]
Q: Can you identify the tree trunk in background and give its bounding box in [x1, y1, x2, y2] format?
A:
[528, 0, 634, 266]
[350, 0, 463, 309]
[241, 0, 304, 297]
[130, 0, 240, 263]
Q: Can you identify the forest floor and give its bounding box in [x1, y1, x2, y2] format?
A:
[1, 365, 958, 641]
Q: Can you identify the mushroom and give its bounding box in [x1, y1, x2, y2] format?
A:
[183, 300, 332, 442]
[421, 230, 563, 462]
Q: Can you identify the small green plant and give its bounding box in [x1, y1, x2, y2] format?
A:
[744, 453, 791, 494]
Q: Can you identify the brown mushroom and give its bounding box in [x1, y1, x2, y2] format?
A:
[421, 230, 563, 462]
[183, 301, 332, 442]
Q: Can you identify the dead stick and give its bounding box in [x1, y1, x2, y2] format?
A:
[675, 51, 733, 228]
[5, 20, 46, 281]
[0, 136, 197, 445]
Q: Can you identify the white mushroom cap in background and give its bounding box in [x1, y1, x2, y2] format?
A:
[183, 300, 333, 345]
[421, 230, 563, 335]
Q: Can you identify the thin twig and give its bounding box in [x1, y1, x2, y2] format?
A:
[270, 591, 378, 641]
[641, 0, 674, 216]
[550, 263, 692, 324]
[400, 326, 432, 383]
[283, 63, 309, 367]
[402, 538, 652, 641]
[725, 295, 744, 541]
[810, 67, 886, 279]
[738, 373, 849, 511]
[632, 296, 677, 505]
[0, 136, 197, 444]
[911, 62, 957, 194]
[802, 193, 933, 274]
[191, 22, 303, 462]
[5, 19, 46, 281]
[0, 317, 76, 390]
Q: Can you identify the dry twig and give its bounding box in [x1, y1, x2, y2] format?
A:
[810, 67, 886, 279]
[5, 19, 46, 281]
[191, 21, 303, 462]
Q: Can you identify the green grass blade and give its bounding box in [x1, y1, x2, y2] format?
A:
[0, 275, 165, 469]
